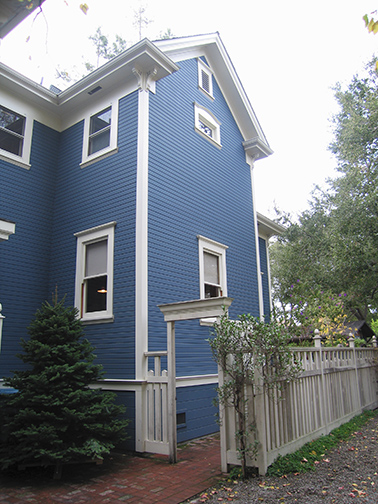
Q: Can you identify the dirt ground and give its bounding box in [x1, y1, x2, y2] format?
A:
[188, 414, 378, 504]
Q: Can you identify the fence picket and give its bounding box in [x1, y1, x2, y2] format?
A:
[219, 345, 378, 475]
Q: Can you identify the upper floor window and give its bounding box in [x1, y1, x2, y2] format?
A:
[0, 106, 25, 157]
[74, 222, 116, 324]
[198, 235, 228, 325]
[198, 59, 214, 99]
[194, 103, 221, 148]
[81, 102, 119, 168]
[88, 107, 111, 156]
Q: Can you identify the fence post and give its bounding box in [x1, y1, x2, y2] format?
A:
[167, 320, 177, 463]
[254, 364, 268, 475]
[313, 329, 321, 348]
[218, 363, 228, 473]
[350, 333, 362, 412]
[372, 336, 377, 348]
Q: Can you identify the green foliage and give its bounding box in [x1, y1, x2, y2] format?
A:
[371, 318, 378, 335]
[272, 60, 378, 324]
[209, 311, 302, 477]
[275, 279, 354, 345]
[0, 299, 129, 471]
[267, 410, 378, 476]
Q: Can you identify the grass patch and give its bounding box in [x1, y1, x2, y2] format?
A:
[266, 409, 378, 477]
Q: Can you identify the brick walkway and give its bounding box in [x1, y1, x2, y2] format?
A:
[0, 434, 223, 504]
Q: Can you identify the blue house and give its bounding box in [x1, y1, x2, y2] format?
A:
[0, 33, 280, 453]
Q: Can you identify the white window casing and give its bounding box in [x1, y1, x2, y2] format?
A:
[81, 100, 119, 168]
[197, 59, 214, 99]
[74, 222, 116, 324]
[197, 235, 228, 325]
[194, 103, 221, 148]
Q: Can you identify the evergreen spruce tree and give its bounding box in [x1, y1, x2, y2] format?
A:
[0, 299, 128, 476]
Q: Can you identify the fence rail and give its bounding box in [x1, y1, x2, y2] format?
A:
[219, 344, 378, 475]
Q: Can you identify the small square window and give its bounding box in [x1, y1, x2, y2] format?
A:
[74, 222, 116, 323]
[0, 106, 25, 157]
[198, 59, 213, 98]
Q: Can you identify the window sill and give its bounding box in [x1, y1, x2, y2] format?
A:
[199, 86, 214, 101]
[81, 314, 114, 325]
[194, 127, 222, 149]
[80, 147, 118, 169]
[200, 317, 217, 326]
[0, 152, 30, 170]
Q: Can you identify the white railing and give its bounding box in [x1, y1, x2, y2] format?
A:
[219, 343, 378, 475]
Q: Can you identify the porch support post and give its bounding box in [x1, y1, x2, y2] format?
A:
[167, 320, 177, 463]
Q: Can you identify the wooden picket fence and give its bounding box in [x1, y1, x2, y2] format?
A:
[219, 338, 378, 475]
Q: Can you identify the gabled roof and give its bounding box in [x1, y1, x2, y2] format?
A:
[0, 0, 46, 39]
[0, 33, 272, 157]
[155, 33, 272, 159]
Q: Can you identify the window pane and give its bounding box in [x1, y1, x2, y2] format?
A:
[198, 120, 212, 138]
[90, 107, 111, 135]
[86, 276, 107, 312]
[205, 283, 220, 298]
[85, 240, 107, 277]
[204, 252, 219, 284]
[0, 107, 25, 135]
[0, 129, 23, 156]
[88, 129, 110, 155]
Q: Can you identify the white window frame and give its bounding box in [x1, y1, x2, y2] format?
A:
[81, 100, 119, 168]
[197, 235, 228, 325]
[0, 104, 32, 170]
[198, 59, 214, 99]
[194, 103, 221, 148]
[74, 222, 116, 324]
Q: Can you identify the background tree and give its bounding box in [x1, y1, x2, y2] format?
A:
[0, 299, 128, 478]
[271, 59, 378, 324]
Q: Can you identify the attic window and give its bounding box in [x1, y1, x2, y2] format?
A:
[198, 59, 213, 98]
[194, 103, 221, 147]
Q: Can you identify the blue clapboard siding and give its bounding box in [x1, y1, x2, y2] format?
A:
[48, 91, 139, 380]
[0, 121, 59, 376]
[113, 390, 136, 450]
[259, 237, 271, 321]
[176, 384, 219, 442]
[148, 57, 260, 377]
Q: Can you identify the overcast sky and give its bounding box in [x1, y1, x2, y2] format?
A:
[1, 0, 378, 218]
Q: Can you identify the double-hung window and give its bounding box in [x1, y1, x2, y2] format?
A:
[81, 102, 119, 167]
[0, 104, 32, 169]
[74, 222, 116, 323]
[88, 107, 111, 156]
[0, 105, 25, 157]
[198, 235, 228, 324]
